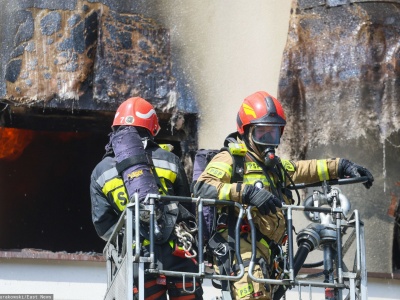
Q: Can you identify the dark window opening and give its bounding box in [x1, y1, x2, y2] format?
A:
[0, 127, 108, 253]
[0, 112, 196, 259]
[0, 115, 193, 257]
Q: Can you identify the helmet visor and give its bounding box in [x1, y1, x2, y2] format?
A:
[252, 125, 281, 146]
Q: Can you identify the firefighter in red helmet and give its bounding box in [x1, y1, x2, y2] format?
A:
[112, 97, 161, 135]
[90, 97, 203, 299]
[194, 91, 373, 300]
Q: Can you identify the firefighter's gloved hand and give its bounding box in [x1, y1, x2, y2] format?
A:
[338, 158, 374, 189]
[242, 185, 282, 215]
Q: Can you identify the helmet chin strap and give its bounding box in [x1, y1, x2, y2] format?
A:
[262, 146, 279, 168]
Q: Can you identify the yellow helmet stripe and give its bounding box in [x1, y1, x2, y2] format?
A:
[243, 103, 256, 118]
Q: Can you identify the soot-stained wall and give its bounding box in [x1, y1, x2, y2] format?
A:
[0, 0, 199, 254]
[278, 0, 400, 273]
[0, 0, 194, 112]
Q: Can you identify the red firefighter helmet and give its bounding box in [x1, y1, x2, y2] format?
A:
[112, 97, 160, 136]
[236, 91, 286, 135]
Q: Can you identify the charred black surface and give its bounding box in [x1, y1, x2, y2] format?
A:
[92, 10, 175, 106]
[0, 1, 194, 115]
[0, 0, 199, 255]
[279, 1, 400, 273]
[394, 204, 400, 272]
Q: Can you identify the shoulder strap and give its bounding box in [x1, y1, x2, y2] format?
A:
[115, 153, 150, 174]
[220, 139, 246, 184]
[231, 153, 245, 184]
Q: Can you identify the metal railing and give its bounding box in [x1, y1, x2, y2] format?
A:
[103, 193, 245, 300]
[103, 177, 368, 300]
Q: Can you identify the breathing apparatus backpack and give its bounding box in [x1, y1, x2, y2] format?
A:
[111, 126, 195, 245]
[191, 136, 246, 249]
[191, 148, 220, 241]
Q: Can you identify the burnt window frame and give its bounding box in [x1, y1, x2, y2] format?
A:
[0, 107, 196, 261]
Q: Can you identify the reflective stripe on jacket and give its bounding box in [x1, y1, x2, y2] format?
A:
[193, 150, 340, 243]
[194, 151, 339, 202]
[90, 145, 190, 241]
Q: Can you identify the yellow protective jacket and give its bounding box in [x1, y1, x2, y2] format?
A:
[193, 148, 340, 243]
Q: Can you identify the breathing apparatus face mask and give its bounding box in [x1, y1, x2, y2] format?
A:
[252, 125, 281, 146]
[250, 125, 282, 167]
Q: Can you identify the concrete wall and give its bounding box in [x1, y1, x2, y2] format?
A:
[0, 259, 106, 300]
[0, 259, 399, 300]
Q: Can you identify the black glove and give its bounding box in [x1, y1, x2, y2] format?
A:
[242, 185, 282, 215]
[338, 158, 374, 189]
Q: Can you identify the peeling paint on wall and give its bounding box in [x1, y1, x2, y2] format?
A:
[278, 0, 400, 273]
[5, 2, 99, 103]
[0, 0, 190, 117]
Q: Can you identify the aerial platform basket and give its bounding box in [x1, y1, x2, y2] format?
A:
[103, 177, 368, 300]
